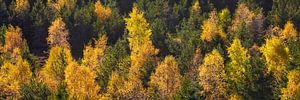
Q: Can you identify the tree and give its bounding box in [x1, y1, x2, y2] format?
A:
[82, 35, 107, 73]
[14, 0, 30, 14]
[218, 8, 231, 33]
[269, 0, 300, 28]
[260, 36, 290, 80]
[47, 0, 76, 11]
[105, 71, 125, 99]
[20, 79, 51, 99]
[65, 61, 100, 99]
[281, 69, 300, 100]
[0, 58, 32, 98]
[39, 46, 73, 92]
[201, 10, 225, 42]
[280, 21, 298, 41]
[227, 38, 252, 98]
[94, 1, 111, 22]
[199, 49, 228, 99]
[122, 5, 159, 99]
[2, 25, 26, 52]
[231, 3, 255, 33]
[149, 55, 182, 99]
[47, 17, 70, 48]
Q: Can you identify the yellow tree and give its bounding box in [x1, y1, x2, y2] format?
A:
[199, 49, 228, 99]
[280, 21, 298, 41]
[201, 10, 225, 42]
[260, 36, 290, 80]
[82, 35, 107, 73]
[2, 25, 26, 52]
[281, 69, 300, 99]
[14, 0, 30, 14]
[65, 62, 100, 99]
[39, 46, 73, 91]
[94, 1, 111, 21]
[122, 5, 159, 99]
[0, 57, 32, 98]
[47, 17, 70, 48]
[47, 0, 76, 11]
[227, 38, 252, 97]
[149, 55, 182, 99]
[231, 3, 255, 32]
[105, 71, 125, 99]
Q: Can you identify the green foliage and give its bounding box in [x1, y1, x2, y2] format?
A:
[20, 79, 51, 100]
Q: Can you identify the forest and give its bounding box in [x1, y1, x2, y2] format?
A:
[0, 0, 300, 99]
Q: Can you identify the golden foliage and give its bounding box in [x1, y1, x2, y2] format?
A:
[231, 3, 255, 32]
[260, 36, 290, 80]
[39, 46, 73, 91]
[199, 49, 228, 99]
[3, 25, 25, 52]
[82, 35, 107, 73]
[280, 21, 298, 41]
[122, 5, 159, 99]
[47, 0, 76, 11]
[65, 62, 100, 99]
[47, 17, 70, 48]
[14, 0, 30, 14]
[0, 58, 32, 98]
[281, 69, 300, 100]
[201, 10, 226, 42]
[95, 1, 111, 21]
[106, 71, 125, 98]
[149, 55, 182, 99]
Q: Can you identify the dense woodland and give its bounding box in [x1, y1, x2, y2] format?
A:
[0, 0, 300, 99]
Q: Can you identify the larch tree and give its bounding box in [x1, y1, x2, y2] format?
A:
[199, 49, 228, 99]
[94, 1, 111, 21]
[122, 4, 159, 99]
[2, 25, 26, 52]
[201, 10, 225, 42]
[227, 38, 252, 98]
[105, 71, 125, 99]
[260, 36, 290, 80]
[47, 17, 70, 48]
[149, 55, 182, 99]
[218, 8, 231, 32]
[47, 0, 76, 11]
[230, 3, 255, 33]
[0, 57, 32, 98]
[14, 0, 30, 14]
[39, 46, 73, 92]
[281, 69, 300, 99]
[65, 62, 100, 99]
[82, 35, 107, 74]
[279, 21, 298, 41]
